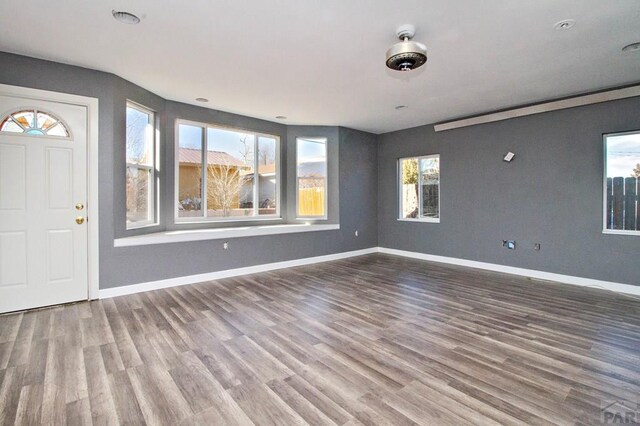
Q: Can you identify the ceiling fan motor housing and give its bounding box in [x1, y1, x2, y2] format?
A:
[386, 24, 428, 71]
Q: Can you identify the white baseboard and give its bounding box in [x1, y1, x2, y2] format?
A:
[99, 247, 378, 299]
[99, 246, 640, 299]
[378, 247, 640, 296]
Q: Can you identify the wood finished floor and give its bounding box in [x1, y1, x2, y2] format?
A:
[0, 253, 639, 425]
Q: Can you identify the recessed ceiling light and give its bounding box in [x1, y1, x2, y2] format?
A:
[195, 97, 209, 102]
[553, 19, 575, 30]
[395, 105, 408, 110]
[275, 116, 287, 120]
[622, 42, 640, 53]
[112, 10, 141, 24]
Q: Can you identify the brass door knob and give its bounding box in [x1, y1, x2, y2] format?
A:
[76, 217, 85, 225]
[75, 203, 84, 210]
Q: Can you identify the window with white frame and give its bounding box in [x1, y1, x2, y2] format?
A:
[126, 102, 156, 229]
[604, 130, 640, 234]
[176, 121, 280, 221]
[296, 137, 327, 219]
[399, 155, 440, 221]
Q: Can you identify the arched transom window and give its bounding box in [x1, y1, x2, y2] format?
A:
[0, 109, 69, 137]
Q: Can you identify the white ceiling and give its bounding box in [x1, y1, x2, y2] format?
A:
[1, 1, 639, 134]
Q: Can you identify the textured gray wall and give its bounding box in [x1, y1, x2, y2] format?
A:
[0, 52, 378, 289]
[105, 122, 376, 288]
[5, 50, 636, 289]
[378, 96, 640, 286]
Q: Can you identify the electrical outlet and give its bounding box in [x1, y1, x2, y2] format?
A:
[534, 243, 541, 251]
[223, 242, 229, 250]
[502, 240, 516, 250]
[354, 230, 359, 237]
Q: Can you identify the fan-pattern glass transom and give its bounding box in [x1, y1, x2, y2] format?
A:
[0, 109, 69, 137]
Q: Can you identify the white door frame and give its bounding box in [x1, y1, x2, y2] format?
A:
[0, 83, 100, 300]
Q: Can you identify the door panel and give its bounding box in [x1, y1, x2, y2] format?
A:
[0, 232, 27, 287]
[47, 229, 74, 283]
[0, 144, 26, 210]
[0, 95, 88, 313]
[47, 148, 73, 209]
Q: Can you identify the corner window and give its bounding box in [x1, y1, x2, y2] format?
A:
[604, 131, 640, 234]
[296, 137, 327, 219]
[399, 155, 440, 222]
[126, 102, 157, 229]
[176, 121, 280, 222]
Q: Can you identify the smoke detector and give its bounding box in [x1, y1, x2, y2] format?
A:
[386, 24, 427, 71]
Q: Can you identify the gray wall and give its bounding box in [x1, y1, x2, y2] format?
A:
[4, 50, 637, 289]
[378, 96, 640, 286]
[0, 52, 378, 289]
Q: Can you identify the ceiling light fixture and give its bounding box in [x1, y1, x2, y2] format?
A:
[386, 25, 427, 72]
[112, 10, 141, 24]
[553, 19, 575, 30]
[195, 97, 209, 102]
[622, 42, 640, 53]
[275, 116, 287, 120]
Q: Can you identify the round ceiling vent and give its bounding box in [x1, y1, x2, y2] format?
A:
[622, 42, 640, 53]
[112, 10, 141, 24]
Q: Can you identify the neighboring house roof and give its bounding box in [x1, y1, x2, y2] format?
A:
[179, 147, 245, 167]
[258, 163, 276, 175]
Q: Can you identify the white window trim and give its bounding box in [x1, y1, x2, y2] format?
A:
[398, 154, 441, 223]
[174, 119, 282, 224]
[602, 130, 640, 236]
[397, 218, 440, 223]
[296, 137, 328, 221]
[126, 101, 158, 230]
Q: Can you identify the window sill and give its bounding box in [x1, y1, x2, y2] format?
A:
[602, 229, 640, 236]
[114, 223, 340, 247]
[397, 218, 440, 223]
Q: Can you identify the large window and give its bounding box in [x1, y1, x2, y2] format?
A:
[126, 102, 156, 229]
[399, 155, 440, 221]
[296, 137, 327, 219]
[176, 121, 279, 221]
[604, 130, 640, 234]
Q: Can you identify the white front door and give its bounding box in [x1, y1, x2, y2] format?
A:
[0, 94, 88, 313]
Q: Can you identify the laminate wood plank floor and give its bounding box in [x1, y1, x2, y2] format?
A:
[1, 253, 639, 425]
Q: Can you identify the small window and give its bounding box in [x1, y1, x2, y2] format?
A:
[0, 109, 69, 137]
[399, 155, 440, 221]
[296, 137, 327, 219]
[126, 102, 156, 229]
[176, 121, 280, 221]
[604, 131, 640, 234]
